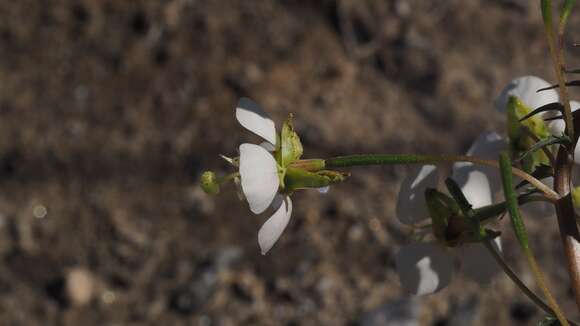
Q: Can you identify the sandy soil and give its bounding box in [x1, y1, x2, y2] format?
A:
[0, 0, 579, 325]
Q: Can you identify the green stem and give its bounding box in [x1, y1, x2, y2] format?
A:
[500, 153, 569, 325]
[324, 154, 559, 201]
[543, 0, 575, 141]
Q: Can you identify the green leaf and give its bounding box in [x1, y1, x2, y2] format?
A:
[444, 178, 472, 216]
[280, 114, 303, 167]
[560, 0, 577, 28]
[542, 0, 553, 28]
[500, 152, 530, 250]
[518, 135, 570, 162]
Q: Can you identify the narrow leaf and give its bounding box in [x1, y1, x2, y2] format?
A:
[517, 135, 570, 162]
[519, 103, 564, 122]
[542, 0, 553, 28]
[560, 0, 577, 29]
[499, 152, 569, 326]
[499, 152, 530, 248]
[538, 80, 580, 92]
[544, 115, 564, 122]
[444, 178, 472, 217]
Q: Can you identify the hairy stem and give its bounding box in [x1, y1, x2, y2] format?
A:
[325, 154, 559, 201]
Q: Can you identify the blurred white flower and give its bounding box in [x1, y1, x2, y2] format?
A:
[395, 132, 504, 295]
[236, 98, 293, 255]
[495, 75, 558, 113]
[496, 76, 580, 164]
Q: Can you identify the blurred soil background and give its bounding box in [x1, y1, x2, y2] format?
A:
[0, 0, 579, 325]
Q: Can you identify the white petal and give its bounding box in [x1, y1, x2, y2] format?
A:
[258, 195, 292, 255]
[495, 76, 559, 113]
[457, 237, 502, 284]
[454, 132, 505, 195]
[454, 168, 492, 209]
[548, 101, 580, 136]
[239, 143, 279, 214]
[259, 141, 276, 152]
[396, 243, 454, 296]
[236, 97, 277, 145]
[546, 101, 580, 164]
[396, 165, 439, 224]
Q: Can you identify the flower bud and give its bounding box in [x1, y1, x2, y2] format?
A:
[200, 171, 220, 195]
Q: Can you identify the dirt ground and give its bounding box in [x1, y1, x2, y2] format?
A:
[0, 0, 579, 325]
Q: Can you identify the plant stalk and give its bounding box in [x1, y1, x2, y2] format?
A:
[325, 154, 559, 201]
[554, 147, 580, 312]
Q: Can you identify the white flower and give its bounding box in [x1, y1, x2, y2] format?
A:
[235, 98, 294, 255]
[395, 132, 504, 295]
[495, 75, 558, 113]
[496, 75, 580, 164]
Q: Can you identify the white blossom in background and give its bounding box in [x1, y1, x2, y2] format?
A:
[495, 75, 558, 114]
[236, 98, 293, 255]
[396, 164, 439, 225]
[395, 132, 504, 295]
[496, 75, 580, 165]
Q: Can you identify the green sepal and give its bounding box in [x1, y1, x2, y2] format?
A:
[507, 96, 551, 172]
[444, 178, 491, 242]
[425, 188, 480, 247]
[316, 170, 348, 182]
[288, 159, 326, 172]
[284, 167, 342, 191]
[280, 114, 303, 167]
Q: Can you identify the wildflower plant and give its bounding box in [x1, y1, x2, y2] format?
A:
[202, 1, 580, 324]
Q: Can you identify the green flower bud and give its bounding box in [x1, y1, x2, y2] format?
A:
[200, 171, 220, 195]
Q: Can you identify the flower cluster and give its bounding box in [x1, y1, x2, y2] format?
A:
[394, 75, 570, 295]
